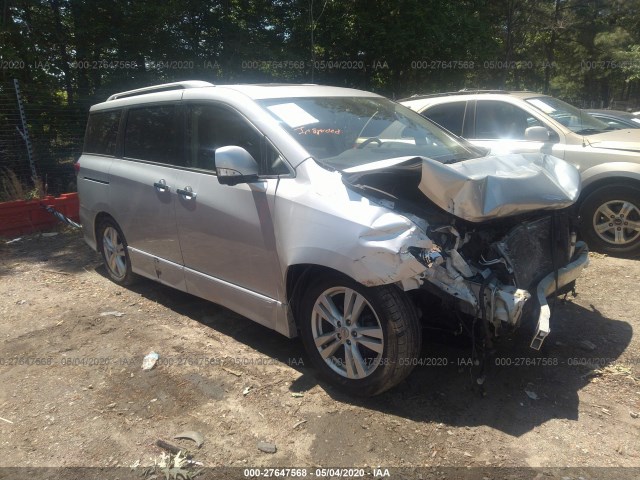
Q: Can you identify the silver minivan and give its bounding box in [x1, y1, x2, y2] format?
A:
[78, 81, 589, 395]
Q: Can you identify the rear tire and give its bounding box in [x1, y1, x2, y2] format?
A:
[97, 218, 137, 286]
[579, 185, 640, 258]
[299, 273, 421, 396]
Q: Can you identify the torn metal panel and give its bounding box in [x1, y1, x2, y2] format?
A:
[491, 286, 530, 327]
[355, 212, 433, 289]
[530, 241, 589, 349]
[418, 153, 581, 222]
[420, 261, 479, 310]
[415, 249, 531, 328]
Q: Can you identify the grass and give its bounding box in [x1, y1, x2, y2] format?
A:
[0, 169, 45, 202]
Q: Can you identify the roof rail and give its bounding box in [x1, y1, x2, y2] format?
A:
[457, 88, 509, 93]
[398, 89, 513, 102]
[106, 80, 214, 101]
[246, 83, 319, 87]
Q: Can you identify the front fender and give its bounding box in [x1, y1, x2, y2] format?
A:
[284, 216, 431, 290]
[275, 161, 431, 291]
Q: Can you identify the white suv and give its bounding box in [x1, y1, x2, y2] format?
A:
[401, 91, 640, 257]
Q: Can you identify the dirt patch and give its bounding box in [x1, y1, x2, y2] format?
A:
[1, 229, 639, 473]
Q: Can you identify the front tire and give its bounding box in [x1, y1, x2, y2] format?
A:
[97, 218, 136, 286]
[579, 185, 640, 257]
[299, 274, 421, 396]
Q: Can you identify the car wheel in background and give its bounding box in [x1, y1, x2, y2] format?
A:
[579, 184, 640, 257]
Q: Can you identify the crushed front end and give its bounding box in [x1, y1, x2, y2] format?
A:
[409, 211, 588, 349]
[342, 153, 589, 349]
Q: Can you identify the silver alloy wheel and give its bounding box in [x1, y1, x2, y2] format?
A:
[102, 226, 127, 279]
[311, 286, 384, 380]
[593, 199, 640, 246]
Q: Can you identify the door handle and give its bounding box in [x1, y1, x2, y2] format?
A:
[154, 179, 170, 192]
[177, 186, 197, 200]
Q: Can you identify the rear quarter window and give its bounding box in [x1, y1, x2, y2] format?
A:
[83, 110, 121, 156]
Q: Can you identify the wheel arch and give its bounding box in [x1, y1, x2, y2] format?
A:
[577, 176, 640, 256]
[285, 264, 360, 328]
[579, 167, 640, 205]
[94, 211, 118, 243]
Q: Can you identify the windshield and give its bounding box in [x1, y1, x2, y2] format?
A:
[257, 96, 483, 170]
[526, 96, 611, 135]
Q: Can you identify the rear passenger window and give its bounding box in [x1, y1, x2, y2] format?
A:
[124, 105, 182, 165]
[84, 110, 121, 156]
[422, 102, 466, 136]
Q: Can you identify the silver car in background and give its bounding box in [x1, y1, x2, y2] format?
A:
[585, 109, 640, 130]
[77, 82, 588, 395]
[401, 91, 640, 257]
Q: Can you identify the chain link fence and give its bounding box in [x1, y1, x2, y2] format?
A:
[2, 79, 639, 204]
[0, 80, 87, 202]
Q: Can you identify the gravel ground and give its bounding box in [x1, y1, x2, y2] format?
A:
[0, 228, 639, 479]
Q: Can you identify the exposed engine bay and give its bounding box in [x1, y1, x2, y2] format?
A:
[342, 155, 589, 350]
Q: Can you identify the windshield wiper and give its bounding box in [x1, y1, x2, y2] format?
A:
[357, 110, 379, 139]
[311, 158, 337, 172]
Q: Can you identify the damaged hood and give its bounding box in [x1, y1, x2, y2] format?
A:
[418, 153, 580, 222]
[343, 153, 581, 223]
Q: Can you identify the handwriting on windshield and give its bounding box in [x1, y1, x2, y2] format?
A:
[295, 126, 342, 135]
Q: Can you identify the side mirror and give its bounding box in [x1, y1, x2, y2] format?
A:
[215, 146, 260, 186]
[525, 126, 551, 142]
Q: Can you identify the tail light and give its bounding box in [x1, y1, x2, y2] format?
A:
[74, 161, 80, 176]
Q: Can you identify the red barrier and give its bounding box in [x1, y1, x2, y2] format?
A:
[0, 193, 79, 238]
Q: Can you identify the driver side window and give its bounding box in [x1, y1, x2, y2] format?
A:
[187, 104, 289, 175]
[474, 101, 542, 140]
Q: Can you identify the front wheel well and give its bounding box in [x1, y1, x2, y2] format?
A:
[286, 264, 355, 327]
[579, 177, 640, 205]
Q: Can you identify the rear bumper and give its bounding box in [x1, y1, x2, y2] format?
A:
[530, 240, 590, 350]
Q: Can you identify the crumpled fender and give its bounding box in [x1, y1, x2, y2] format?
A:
[278, 160, 431, 290]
